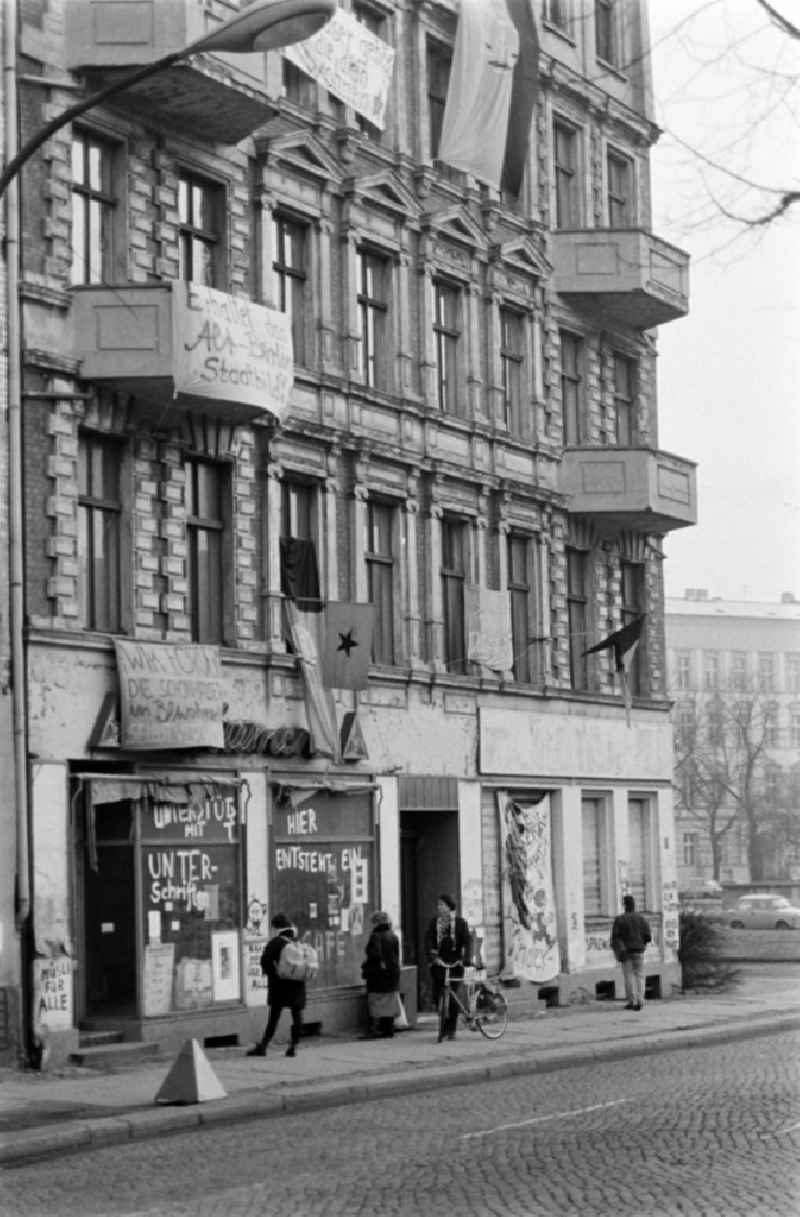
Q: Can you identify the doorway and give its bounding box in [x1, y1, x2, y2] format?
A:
[399, 809, 459, 1012]
[84, 801, 137, 1017]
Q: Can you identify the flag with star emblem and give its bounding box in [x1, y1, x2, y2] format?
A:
[322, 603, 375, 690]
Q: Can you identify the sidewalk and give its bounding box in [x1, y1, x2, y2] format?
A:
[2, 968, 798, 1167]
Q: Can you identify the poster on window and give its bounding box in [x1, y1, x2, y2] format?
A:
[499, 793, 559, 983]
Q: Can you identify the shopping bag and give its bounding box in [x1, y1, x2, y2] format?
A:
[395, 993, 409, 1029]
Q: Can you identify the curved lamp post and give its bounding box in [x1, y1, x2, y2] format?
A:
[0, 0, 336, 199]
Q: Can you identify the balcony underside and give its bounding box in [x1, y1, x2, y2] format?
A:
[560, 447, 697, 534]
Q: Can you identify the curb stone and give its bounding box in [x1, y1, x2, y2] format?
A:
[2, 1014, 800, 1167]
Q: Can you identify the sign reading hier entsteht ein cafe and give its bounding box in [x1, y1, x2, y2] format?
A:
[114, 640, 224, 750]
[172, 282, 294, 423]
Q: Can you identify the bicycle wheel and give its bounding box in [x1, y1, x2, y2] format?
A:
[474, 984, 508, 1039]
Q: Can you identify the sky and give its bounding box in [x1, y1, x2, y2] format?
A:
[647, 0, 800, 604]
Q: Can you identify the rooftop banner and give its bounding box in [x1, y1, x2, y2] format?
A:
[172, 282, 293, 423]
[114, 640, 224, 750]
[283, 7, 395, 128]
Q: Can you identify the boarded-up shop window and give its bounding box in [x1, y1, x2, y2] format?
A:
[271, 789, 375, 988]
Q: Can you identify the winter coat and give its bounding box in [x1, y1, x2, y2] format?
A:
[610, 911, 652, 961]
[424, 914, 472, 980]
[362, 925, 401, 993]
[260, 929, 307, 1010]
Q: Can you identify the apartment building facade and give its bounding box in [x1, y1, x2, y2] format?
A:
[667, 591, 800, 886]
[6, 0, 695, 1064]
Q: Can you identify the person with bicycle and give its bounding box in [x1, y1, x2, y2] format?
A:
[424, 893, 471, 1041]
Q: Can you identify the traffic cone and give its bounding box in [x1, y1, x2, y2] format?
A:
[154, 1037, 227, 1105]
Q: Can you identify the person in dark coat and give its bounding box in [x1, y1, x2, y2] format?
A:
[362, 910, 401, 1038]
[610, 894, 652, 1011]
[246, 912, 306, 1057]
[424, 893, 471, 1041]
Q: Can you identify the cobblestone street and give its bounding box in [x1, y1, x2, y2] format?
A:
[3, 1032, 798, 1217]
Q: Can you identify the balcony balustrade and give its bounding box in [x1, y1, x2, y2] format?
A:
[559, 446, 697, 533]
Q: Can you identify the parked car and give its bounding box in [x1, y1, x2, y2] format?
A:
[725, 893, 800, 930]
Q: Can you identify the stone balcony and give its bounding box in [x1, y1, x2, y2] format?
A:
[559, 446, 697, 534]
[551, 229, 690, 330]
[65, 0, 276, 143]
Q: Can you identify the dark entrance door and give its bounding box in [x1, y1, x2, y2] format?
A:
[399, 809, 459, 1012]
[85, 802, 137, 1016]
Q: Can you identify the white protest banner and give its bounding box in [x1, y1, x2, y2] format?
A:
[172, 282, 293, 423]
[284, 7, 395, 128]
[466, 585, 513, 672]
[114, 640, 224, 750]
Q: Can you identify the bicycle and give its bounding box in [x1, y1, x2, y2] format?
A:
[434, 961, 509, 1041]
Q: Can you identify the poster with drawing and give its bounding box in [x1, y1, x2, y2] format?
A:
[499, 793, 559, 983]
[211, 930, 240, 1003]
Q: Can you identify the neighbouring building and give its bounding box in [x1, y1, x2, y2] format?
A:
[667, 590, 800, 886]
[7, 0, 695, 1065]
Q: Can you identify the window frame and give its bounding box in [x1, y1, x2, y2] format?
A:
[595, 0, 620, 68]
[441, 515, 468, 675]
[499, 306, 526, 436]
[675, 651, 691, 691]
[356, 248, 389, 389]
[426, 38, 452, 161]
[559, 329, 583, 445]
[272, 214, 308, 366]
[365, 498, 395, 666]
[433, 279, 462, 416]
[507, 532, 542, 685]
[71, 129, 117, 286]
[543, 0, 572, 36]
[581, 795, 612, 917]
[567, 546, 589, 691]
[612, 352, 636, 446]
[77, 431, 123, 633]
[178, 170, 224, 288]
[184, 455, 229, 645]
[620, 560, 646, 695]
[606, 147, 635, 227]
[553, 118, 579, 229]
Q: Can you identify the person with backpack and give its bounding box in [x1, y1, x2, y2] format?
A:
[361, 910, 401, 1038]
[246, 912, 306, 1058]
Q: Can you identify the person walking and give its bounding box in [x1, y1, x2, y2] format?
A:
[362, 910, 401, 1038]
[246, 912, 306, 1057]
[424, 893, 471, 1040]
[610, 894, 652, 1011]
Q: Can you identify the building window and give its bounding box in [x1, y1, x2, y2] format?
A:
[355, 3, 387, 140]
[567, 547, 589, 690]
[621, 560, 645, 695]
[758, 652, 775, 692]
[791, 712, 800, 748]
[282, 58, 316, 107]
[500, 307, 525, 435]
[71, 131, 115, 285]
[595, 0, 619, 67]
[675, 651, 691, 691]
[365, 500, 395, 665]
[731, 651, 748, 691]
[627, 797, 651, 910]
[433, 281, 461, 415]
[544, 0, 571, 34]
[703, 651, 720, 691]
[178, 172, 221, 287]
[582, 798, 607, 916]
[553, 119, 579, 228]
[676, 702, 695, 748]
[356, 249, 389, 388]
[764, 765, 780, 805]
[78, 433, 121, 632]
[612, 353, 636, 445]
[560, 330, 582, 444]
[764, 704, 780, 748]
[272, 216, 307, 366]
[185, 457, 226, 643]
[787, 654, 800, 693]
[508, 534, 535, 683]
[441, 517, 468, 674]
[682, 833, 697, 868]
[607, 149, 634, 227]
[427, 40, 451, 160]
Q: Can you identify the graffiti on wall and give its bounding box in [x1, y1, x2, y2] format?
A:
[499, 794, 559, 983]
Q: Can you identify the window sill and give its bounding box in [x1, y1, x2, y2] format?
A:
[595, 57, 629, 84]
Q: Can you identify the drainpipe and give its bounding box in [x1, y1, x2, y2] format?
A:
[4, 2, 31, 932]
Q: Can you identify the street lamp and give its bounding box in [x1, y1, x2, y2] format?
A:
[0, 0, 336, 199]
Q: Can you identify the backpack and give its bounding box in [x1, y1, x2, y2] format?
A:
[276, 938, 318, 983]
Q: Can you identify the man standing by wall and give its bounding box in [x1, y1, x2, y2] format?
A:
[611, 895, 652, 1012]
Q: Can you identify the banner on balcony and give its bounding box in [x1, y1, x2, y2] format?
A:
[114, 640, 224, 750]
[465, 585, 513, 672]
[284, 7, 395, 128]
[498, 792, 559, 983]
[172, 283, 293, 423]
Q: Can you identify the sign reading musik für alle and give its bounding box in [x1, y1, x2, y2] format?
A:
[172, 282, 293, 423]
[114, 640, 224, 750]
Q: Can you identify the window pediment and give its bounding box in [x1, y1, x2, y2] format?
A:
[255, 128, 343, 190]
[422, 204, 488, 256]
[343, 171, 420, 225]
